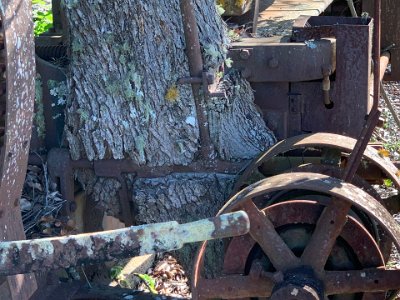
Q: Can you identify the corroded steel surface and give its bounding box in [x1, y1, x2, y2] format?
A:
[47, 148, 249, 224]
[193, 172, 400, 299]
[325, 269, 400, 294]
[225, 172, 400, 251]
[240, 200, 300, 271]
[292, 16, 373, 138]
[0, 0, 37, 299]
[229, 38, 336, 82]
[292, 11, 381, 274]
[0, 211, 249, 276]
[223, 201, 384, 275]
[196, 274, 275, 299]
[233, 133, 400, 193]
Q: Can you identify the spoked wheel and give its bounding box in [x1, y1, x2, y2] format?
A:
[0, 1, 36, 297]
[232, 133, 400, 193]
[192, 172, 400, 300]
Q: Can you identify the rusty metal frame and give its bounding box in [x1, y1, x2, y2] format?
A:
[223, 172, 400, 251]
[292, 16, 373, 138]
[47, 148, 249, 225]
[0, 0, 37, 299]
[228, 38, 336, 82]
[223, 200, 385, 275]
[233, 132, 400, 192]
[192, 172, 400, 299]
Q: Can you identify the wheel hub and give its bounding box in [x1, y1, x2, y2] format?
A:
[271, 267, 324, 300]
[271, 284, 320, 300]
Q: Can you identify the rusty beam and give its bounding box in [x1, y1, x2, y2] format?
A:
[0, 212, 249, 276]
[325, 269, 400, 294]
[228, 38, 336, 82]
[241, 200, 300, 271]
[47, 148, 250, 224]
[196, 274, 274, 299]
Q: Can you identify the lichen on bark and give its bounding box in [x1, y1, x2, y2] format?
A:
[63, 0, 276, 273]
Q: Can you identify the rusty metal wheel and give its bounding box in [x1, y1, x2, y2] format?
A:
[232, 133, 400, 193]
[192, 172, 400, 300]
[0, 2, 37, 297]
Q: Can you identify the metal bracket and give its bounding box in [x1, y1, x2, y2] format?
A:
[178, 70, 226, 98]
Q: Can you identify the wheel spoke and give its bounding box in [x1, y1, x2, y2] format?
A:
[195, 274, 275, 299]
[301, 199, 351, 271]
[325, 269, 400, 295]
[241, 200, 300, 270]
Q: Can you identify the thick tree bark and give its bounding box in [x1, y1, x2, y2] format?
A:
[63, 0, 276, 275]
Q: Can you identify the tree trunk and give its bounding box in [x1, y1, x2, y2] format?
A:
[63, 0, 275, 275]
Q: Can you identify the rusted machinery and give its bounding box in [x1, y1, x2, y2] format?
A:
[1, 0, 400, 299]
[190, 0, 400, 299]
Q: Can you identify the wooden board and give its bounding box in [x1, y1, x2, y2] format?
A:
[256, 0, 334, 36]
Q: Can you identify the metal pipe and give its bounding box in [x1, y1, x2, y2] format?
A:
[252, 0, 260, 36]
[0, 212, 249, 276]
[180, 0, 213, 158]
[371, 0, 381, 114]
[322, 67, 332, 107]
[346, 0, 358, 17]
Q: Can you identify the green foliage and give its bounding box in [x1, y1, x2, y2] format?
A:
[32, 0, 53, 36]
[383, 178, 393, 188]
[383, 142, 400, 154]
[134, 273, 157, 294]
[110, 265, 123, 280]
[216, 4, 225, 15]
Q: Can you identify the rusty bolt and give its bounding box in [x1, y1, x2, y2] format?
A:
[268, 58, 279, 68]
[270, 284, 321, 300]
[239, 49, 251, 60]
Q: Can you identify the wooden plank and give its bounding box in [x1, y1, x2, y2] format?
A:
[256, 0, 334, 36]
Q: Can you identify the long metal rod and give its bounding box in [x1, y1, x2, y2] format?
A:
[346, 0, 358, 17]
[252, 0, 260, 35]
[180, 0, 213, 158]
[0, 212, 249, 276]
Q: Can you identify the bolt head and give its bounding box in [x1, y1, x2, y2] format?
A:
[239, 49, 250, 60]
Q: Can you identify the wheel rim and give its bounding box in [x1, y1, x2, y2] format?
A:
[192, 173, 400, 300]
